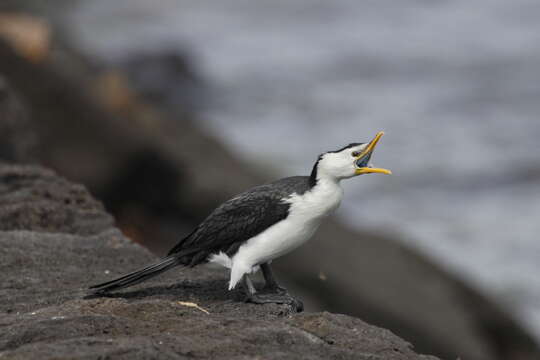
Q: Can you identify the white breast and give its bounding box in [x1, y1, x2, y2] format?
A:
[224, 178, 343, 289]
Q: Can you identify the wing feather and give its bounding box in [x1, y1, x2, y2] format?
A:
[168, 182, 298, 265]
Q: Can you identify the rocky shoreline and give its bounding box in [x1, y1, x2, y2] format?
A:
[1, 10, 540, 359]
[0, 163, 438, 359]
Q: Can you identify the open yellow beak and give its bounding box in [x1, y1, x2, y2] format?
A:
[354, 131, 392, 175]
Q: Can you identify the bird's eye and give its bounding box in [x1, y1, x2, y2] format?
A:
[352, 151, 360, 157]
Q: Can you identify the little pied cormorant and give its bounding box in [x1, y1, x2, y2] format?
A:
[90, 131, 391, 311]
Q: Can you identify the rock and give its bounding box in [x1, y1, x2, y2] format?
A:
[1, 27, 539, 359]
[0, 13, 50, 63]
[0, 76, 36, 162]
[0, 38, 254, 250]
[0, 163, 113, 235]
[116, 50, 203, 112]
[0, 163, 438, 360]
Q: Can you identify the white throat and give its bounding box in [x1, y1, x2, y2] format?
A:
[305, 175, 344, 218]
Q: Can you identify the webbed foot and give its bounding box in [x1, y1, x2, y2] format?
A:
[262, 283, 287, 295]
[245, 292, 304, 312]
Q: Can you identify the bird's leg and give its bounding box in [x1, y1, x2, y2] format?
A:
[243, 274, 258, 297]
[260, 263, 286, 294]
[242, 273, 303, 312]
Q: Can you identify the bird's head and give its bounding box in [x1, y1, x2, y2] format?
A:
[311, 131, 392, 183]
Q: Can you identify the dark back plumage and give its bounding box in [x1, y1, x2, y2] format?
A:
[167, 176, 313, 266]
[91, 176, 315, 293]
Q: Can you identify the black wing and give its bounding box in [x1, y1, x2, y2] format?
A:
[168, 176, 311, 266]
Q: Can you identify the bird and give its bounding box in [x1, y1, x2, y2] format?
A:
[90, 131, 391, 311]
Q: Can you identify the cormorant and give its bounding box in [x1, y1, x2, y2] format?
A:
[90, 131, 391, 311]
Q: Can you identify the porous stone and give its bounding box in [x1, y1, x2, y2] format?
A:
[0, 164, 438, 359]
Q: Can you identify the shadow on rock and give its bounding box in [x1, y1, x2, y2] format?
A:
[84, 279, 235, 303]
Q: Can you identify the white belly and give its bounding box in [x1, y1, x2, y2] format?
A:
[220, 178, 343, 290]
[236, 213, 322, 266]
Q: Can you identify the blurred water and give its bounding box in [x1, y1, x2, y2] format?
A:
[65, 0, 540, 336]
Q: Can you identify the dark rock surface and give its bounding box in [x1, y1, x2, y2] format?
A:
[0, 164, 438, 360]
[0, 163, 113, 235]
[1, 33, 540, 360]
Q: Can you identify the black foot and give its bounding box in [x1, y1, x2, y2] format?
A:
[262, 283, 287, 295]
[245, 292, 304, 312]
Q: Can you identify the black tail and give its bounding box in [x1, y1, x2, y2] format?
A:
[89, 255, 180, 293]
